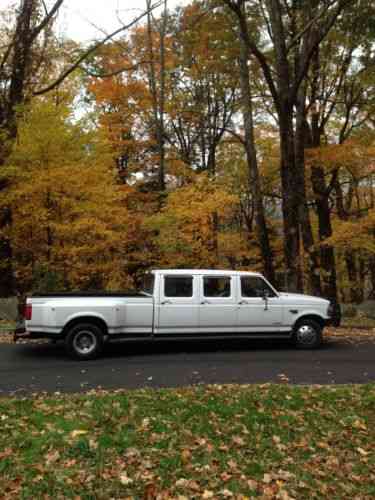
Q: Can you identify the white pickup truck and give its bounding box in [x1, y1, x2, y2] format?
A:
[20, 269, 340, 359]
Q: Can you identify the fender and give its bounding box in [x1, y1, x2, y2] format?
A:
[62, 311, 109, 330]
[293, 308, 327, 327]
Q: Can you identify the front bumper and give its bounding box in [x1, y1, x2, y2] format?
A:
[326, 302, 341, 327]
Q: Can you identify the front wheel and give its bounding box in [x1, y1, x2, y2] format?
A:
[293, 319, 323, 349]
[65, 323, 104, 360]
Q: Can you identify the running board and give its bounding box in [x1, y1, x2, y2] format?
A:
[107, 333, 293, 343]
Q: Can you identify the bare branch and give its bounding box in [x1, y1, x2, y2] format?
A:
[41, 0, 49, 17]
[286, 0, 338, 53]
[223, 0, 280, 112]
[0, 41, 14, 75]
[293, 0, 353, 99]
[32, 0, 65, 40]
[33, 2, 162, 96]
[82, 60, 152, 78]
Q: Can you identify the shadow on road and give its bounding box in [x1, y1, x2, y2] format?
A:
[13, 336, 344, 363]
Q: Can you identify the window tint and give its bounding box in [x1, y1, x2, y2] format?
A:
[164, 276, 193, 297]
[203, 276, 231, 297]
[241, 276, 275, 298]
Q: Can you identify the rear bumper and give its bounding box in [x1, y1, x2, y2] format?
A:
[14, 321, 27, 341]
[14, 326, 62, 342]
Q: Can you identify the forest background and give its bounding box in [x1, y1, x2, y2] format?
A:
[0, 0, 374, 305]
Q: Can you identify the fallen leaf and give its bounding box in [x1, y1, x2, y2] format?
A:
[357, 447, 369, 456]
[221, 489, 234, 497]
[353, 420, 367, 430]
[220, 472, 232, 481]
[70, 430, 88, 438]
[187, 480, 200, 491]
[144, 483, 157, 499]
[227, 459, 238, 470]
[263, 473, 273, 484]
[176, 478, 189, 488]
[277, 490, 295, 500]
[0, 448, 12, 459]
[89, 439, 98, 450]
[181, 449, 192, 464]
[232, 435, 245, 446]
[120, 473, 133, 485]
[247, 479, 258, 490]
[45, 450, 60, 465]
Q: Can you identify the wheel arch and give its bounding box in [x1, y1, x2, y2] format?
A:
[62, 315, 108, 338]
[294, 314, 325, 330]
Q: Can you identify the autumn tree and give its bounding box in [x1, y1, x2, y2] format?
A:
[0, 0, 65, 296]
[145, 172, 241, 268]
[1, 97, 149, 291]
[223, 0, 353, 293]
[0, 0, 163, 295]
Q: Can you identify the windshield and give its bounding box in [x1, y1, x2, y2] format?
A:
[140, 273, 155, 295]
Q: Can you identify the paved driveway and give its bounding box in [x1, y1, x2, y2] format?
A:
[0, 338, 374, 396]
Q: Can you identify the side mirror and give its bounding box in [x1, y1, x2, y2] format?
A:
[262, 289, 269, 310]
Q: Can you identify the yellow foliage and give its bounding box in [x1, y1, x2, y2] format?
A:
[145, 173, 243, 268]
[1, 100, 143, 291]
[325, 209, 375, 253]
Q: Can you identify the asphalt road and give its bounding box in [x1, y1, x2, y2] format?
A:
[0, 337, 374, 396]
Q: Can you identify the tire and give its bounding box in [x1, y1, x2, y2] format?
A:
[293, 319, 323, 349]
[65, 322, 104, 360]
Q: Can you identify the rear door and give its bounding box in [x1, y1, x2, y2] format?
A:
[237, 275, 284, 332]
[198, 275, 238, 333]
[155, 274, 199, 334]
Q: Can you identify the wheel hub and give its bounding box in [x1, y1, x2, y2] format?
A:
[296, 324, 317, 345]
[73, 331, 97, 355]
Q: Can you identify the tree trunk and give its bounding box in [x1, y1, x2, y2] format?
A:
[0, 204, 14, 296]
[345, 252, 361, 304]
[146, 0, 166, 191]
[369, 256, 375, 299]
[295, 84, 321, 295]
[308, 49, 337, 301]
[158, 0, 167, 191]
[238, 34, 275, 283]
[334, 177, 360, 303]
[0, 0, 36, 296]
[278, 104, 303, 291]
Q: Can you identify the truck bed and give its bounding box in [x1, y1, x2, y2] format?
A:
[31, 291, 149, 298]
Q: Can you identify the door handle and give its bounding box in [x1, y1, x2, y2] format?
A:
[238, 300, 248, 305]
[201, 300, 210, 305]
[161, 300, 172, 305]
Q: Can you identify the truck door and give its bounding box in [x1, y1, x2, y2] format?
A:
[237, 276, 284, 331]
[198, 275, 238, 332]
[155, 274, 199, 334]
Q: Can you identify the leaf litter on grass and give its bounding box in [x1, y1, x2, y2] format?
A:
[0, 384, 374, 498]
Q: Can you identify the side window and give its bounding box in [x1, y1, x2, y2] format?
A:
[203, 276, 231, 298]
[164, 276, 193, 297]
[241, 277, 275, 298]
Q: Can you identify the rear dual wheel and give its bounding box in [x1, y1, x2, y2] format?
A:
[65, 323, 104, 360]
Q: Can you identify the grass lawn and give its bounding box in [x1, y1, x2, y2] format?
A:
[0, 385, 374, 499]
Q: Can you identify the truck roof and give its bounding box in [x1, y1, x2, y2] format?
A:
[152, 269, 262, 276]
